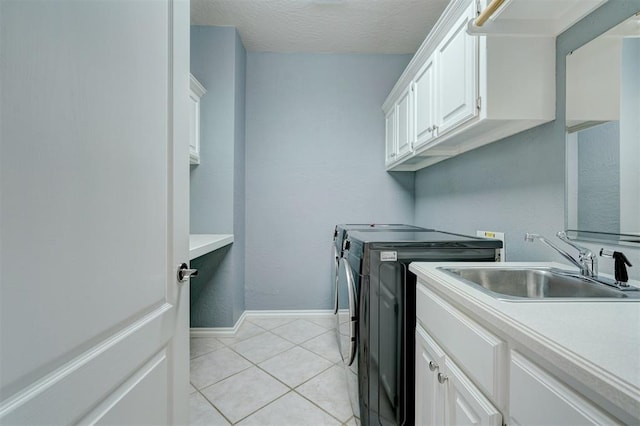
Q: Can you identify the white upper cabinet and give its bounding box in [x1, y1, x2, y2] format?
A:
[396, 86, 413, 160]
[385, 85, 414, 165]
[468, 0, 607, 36]
[383, 0, 555, 171]
[385, 108, 396, 164]
[436, 3, 478, 135]
[189, 74, 206, 165]
[413, 56, 437, 149]
[566, 34, 621, 129]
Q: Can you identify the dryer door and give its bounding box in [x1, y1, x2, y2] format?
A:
[333, 245, 339, 314]
[337, 257, 357, 366]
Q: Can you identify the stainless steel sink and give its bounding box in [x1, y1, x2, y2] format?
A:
[439, 267, 640, 301]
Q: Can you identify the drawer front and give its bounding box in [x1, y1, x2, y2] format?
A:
[510, 351, 620, 425]
[416, 282, 505, 400]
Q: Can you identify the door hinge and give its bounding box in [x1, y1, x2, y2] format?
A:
[476, 96, 482, 111]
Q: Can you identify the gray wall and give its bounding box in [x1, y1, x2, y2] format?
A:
[414, 122, 564, 261]
[244, 53, 414, 310]
[414, 0, 640, 279]
[190, 26, 246, 327]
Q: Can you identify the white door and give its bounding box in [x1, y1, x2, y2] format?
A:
[0, 1, 190, 424]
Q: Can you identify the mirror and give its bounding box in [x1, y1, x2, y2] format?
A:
[566, 12, 640, 245]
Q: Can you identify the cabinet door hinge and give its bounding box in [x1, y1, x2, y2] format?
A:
[476, 96, 482, 111]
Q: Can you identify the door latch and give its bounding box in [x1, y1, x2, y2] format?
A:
[177, 263, 198, 283]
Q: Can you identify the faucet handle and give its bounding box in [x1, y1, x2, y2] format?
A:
[557, 232, 592, 255]
[555, 231, 597, 277]
[524, 233, 539, 242]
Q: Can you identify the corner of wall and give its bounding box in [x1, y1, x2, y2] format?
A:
[190, 25, 248, 327]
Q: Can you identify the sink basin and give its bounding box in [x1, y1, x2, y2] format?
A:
[439, 267, 640, 301]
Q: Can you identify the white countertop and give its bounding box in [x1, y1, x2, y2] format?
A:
[189, 234, 233, 260]
[409, 261, 640, 422]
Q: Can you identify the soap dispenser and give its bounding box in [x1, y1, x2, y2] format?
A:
[599, 249, 633, 286]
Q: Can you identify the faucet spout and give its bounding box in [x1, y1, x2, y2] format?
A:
[524, 232, 597, 277]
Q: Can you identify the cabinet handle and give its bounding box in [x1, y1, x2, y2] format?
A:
[428, 361, 438, 371]
[390, 153, 396, 158]
[427, 127, 433, 133]
[437, 372, 448, 384]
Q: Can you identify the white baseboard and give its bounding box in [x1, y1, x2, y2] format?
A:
[190, 309, 334, 338]
[244, 309, 334, 318]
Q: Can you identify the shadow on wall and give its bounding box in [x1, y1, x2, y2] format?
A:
[387, 171, 415, 197]
[415, 120, 561, 199]
[189, 246, 232, 324]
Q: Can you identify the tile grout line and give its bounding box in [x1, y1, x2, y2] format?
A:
[195, 388, 235, 426]
[191, 317, 352, 424]
[292, 388, 350, 425]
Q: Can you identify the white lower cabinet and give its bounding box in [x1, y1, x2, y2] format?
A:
[415, 278, 629, 425]
[509, 351, 620, 425]
[415, 325, 445, 426]
[415, 325, 502, 426]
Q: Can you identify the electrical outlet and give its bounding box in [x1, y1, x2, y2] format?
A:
[477, 230, 506, 262]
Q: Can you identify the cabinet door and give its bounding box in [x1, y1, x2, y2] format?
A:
[444, 358, 502, 426]
[436, 2, 478, 135]
[415, 326, 445, 426]
[414, 56, 437, 149]
[396, 86, 413, 159]
[189, 75, 206, 165]
[188, 89, 200, 164]
[510, 351, 620, 425]
[385, 108, 397, 164]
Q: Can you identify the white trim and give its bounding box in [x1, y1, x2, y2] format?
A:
[189, 310, 334, 337]
[189, 234, 234, 260]
[245, 309, 333, 318]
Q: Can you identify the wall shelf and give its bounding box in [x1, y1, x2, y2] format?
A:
[189, 234, 234, 260]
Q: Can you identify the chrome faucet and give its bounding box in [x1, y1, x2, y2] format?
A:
[524, 231, 597, 277]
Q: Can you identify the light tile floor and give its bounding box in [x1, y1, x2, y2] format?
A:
[190, 315, 355, 426]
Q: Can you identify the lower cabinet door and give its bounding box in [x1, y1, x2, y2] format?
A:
[415, 326, 445, 426]
[509, 351, 620, 425]
[444, 357, 502, 426]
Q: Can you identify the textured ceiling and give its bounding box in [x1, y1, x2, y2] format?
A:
[191, 0, 451, 54]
